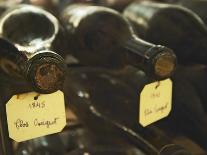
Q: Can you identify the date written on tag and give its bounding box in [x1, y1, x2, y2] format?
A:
[139, 79, 172, 127]
[6, 90, 66, 142]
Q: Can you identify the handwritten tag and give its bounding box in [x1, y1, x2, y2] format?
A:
[139, 79, 172, 127]
[6, 91, 66, 142]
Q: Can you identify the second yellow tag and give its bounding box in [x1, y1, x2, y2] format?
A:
[139, 79, 172, 127]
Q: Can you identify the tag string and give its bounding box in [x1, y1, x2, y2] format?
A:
[34, 94, 40, 100]
[155, 81, 160, 89]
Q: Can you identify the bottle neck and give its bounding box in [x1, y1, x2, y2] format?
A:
[125, 36, 154, 60]
[124, 36, 176, 80]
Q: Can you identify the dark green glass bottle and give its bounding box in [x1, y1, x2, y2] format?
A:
[60, 4, 177, 80]
[124, 1, 207, 65]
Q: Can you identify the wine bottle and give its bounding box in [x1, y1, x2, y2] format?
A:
[60, 4, 177, 80]
[124, 1, 207, 65]
[15, 134, 66, 155]
[177, 0, 207, 25]
[63, 67, 192, 155]
[0, 5, 66, 93]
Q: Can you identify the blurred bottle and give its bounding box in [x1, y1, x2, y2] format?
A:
[152, 0, 207, 20]
[60, 120, 146, 155]
[15, 134, 65, 155]
[124, 1, 207, 65]
[67, 146, 145, 155]
[60, 4, 176, 80]
[63, 67, 192, 155]
[21, 0, 135, 16]
[153, 0, 180, 3]
[63, 123, 96, 152]
[177, 0, 207, 25]
[96, 0, 136, 11]
[22, 0, 97, 17]
[0, 5, 66, 93]
[172, 65, 207, 111]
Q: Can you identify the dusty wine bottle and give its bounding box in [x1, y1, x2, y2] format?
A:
[60, 4, 177, 80]
[0, 5, 66, 93]
[63, 67, 192, 155]
[124, 1, 207, 65]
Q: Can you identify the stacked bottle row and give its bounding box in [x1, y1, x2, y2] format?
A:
[0, 0, 207, 155]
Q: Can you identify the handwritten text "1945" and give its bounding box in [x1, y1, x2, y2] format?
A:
[29, 101, 46, 109]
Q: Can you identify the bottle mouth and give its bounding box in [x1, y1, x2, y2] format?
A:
[0, 4, 59, 53]
[26, 51, 65, 94]
[154, 50, 177, 79]
[150, 46, 177, 80]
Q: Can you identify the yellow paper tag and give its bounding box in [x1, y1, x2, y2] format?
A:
[139, 79, 172, 127]
[6, 90, 66, 142]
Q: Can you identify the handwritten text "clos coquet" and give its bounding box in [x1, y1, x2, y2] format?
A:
[14, 117, 59, 130]
[144, 102, 169, 117]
